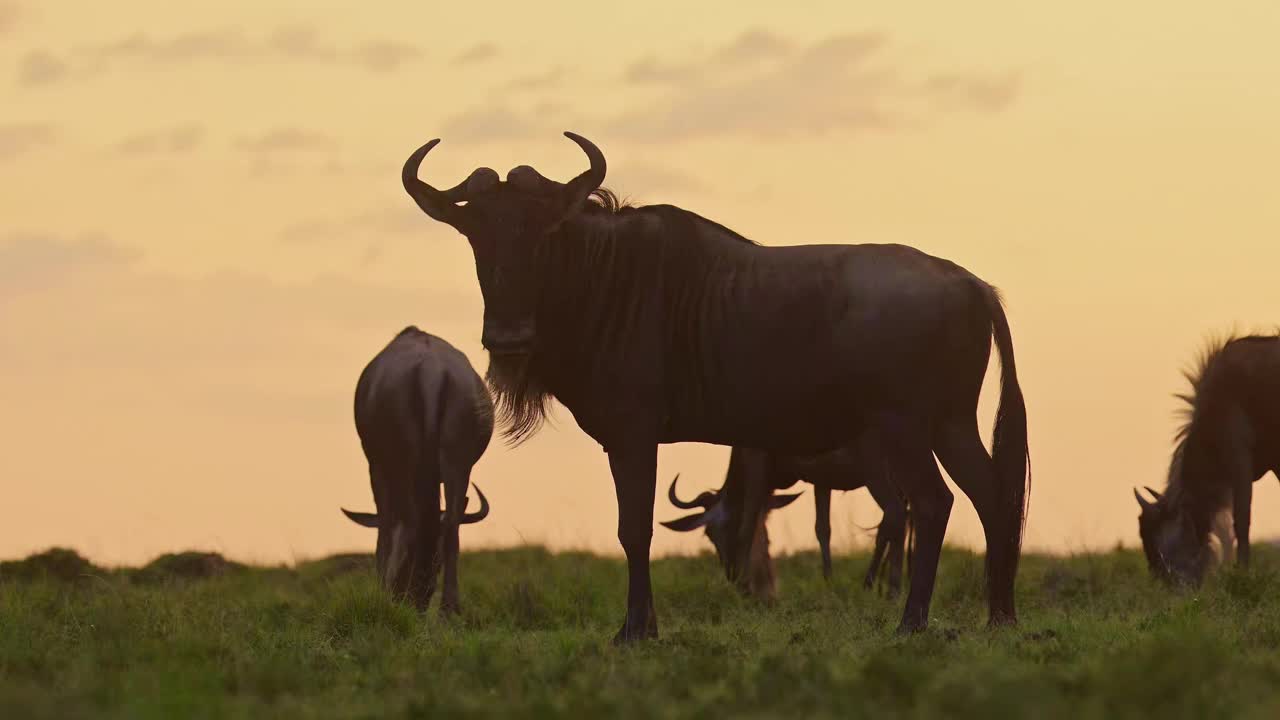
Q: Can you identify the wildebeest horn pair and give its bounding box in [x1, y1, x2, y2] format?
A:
[401, 131, 606, 230]
[1133, 485, 1163, 511]
[660, 473, 802, 531]
[340, 484, 491, 528]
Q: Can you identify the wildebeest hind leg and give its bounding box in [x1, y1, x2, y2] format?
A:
[882, 420, 952, 633]
[608, 442, 660, 644]
[866, 476, 907, 596]
[933, 418, 1014, 625]
[438, 461, 467, 615]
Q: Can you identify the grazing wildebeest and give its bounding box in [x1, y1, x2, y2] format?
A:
[1135, 335, 1280, 585]
[402, 132, 1029, 641]
[661, 438, 912, 598]
[341, 326, 493, 613]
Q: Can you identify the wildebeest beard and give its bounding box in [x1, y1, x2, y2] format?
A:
[485, 352, 551, 445]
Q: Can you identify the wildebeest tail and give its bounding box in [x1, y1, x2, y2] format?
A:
[417, 364, 449, 525]
[984, 284, 1030, 624]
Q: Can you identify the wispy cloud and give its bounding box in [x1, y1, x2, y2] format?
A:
[17, 50, 69, 87]
[713, 28, 792, 65]
[278, 205, 430, 269]
[453, 43, 498, 67]
[922, 72, 1022, 112]
[24, 24, 423, 85]
[506, 65, 567, 91]
[437, 29, 1021, 148]
[353, 40, 421, 72]
[278, 206, 423, 247]
[0, 123, 56, 161]
[0, 232, 141, 297]
[439, 105, 550, 143]
[235, 127, 337, 154]
[267, 24, 336, 61]
[0, 1, 21, 36]
[608, 30, 1019, 142]
[117, 125, 204, 155]
[91, 28, 253, 63]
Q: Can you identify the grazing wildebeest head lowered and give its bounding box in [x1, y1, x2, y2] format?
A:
[663, 436, 912, 599]
[1136, 335, 1280, 586]
[342, 326, 494, 612]
[661, 453, 803, 601]
[404, 132, 1030, 641]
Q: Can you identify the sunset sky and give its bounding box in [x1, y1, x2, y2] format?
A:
[3, 1, 1278, 565]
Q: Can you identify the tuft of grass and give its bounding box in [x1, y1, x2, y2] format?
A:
[4, 545, 1280, 718]
[0, 548, 100, 583]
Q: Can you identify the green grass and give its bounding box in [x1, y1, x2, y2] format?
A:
[4, 545, 1280, 719]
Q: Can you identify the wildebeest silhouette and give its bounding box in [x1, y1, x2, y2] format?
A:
[341, 326, 493, 613]
[403, 132, 1029, 640]
[661, 439, 911, 598]
[1136, 334, 1280, 585]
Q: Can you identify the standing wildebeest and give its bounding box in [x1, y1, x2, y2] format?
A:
[661, 438, 911, 598]
[1135, 335, 1280, 585]
[402, 132, 1029, 641]
[341, 326, 493, 613]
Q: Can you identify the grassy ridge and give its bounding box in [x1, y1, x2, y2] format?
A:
[3, 546, 1280, 719]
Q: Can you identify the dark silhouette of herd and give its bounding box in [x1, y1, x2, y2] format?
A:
[339, 131, 1279, 643]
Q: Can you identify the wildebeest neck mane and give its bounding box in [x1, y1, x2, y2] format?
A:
[1164, 334, 1280, 529]
[485, 188, 760, 444]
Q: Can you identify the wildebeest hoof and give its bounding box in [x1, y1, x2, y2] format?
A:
[895, 619, 928, 636]
[612, 614, 659, 645]
[987, 612, 1018, 628]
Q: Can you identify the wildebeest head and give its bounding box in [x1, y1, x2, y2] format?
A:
[1134, 486, 1207, 586]
[660, 473, 801, 586]
[401, 132, 606, 356]
[341, 484, 490, 609]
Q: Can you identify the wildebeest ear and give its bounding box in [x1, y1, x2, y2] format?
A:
[660, 513, 708, 532]
[341, 508, 380, 528]
[769, 491, 803, 510]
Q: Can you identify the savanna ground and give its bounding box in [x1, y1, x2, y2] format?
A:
[3, 545, 1280, 719]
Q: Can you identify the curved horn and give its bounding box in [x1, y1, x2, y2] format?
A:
[560, 131, 606, 209]
[460, 484, 490, 524]
[341, 508, 379, 528]
[1134, 487, 1155, 512]
[667, 474, 701, 509]
[769, 491, 804, 510]
[401, 139, 476, 228]
[1144, 486, 1164, 502]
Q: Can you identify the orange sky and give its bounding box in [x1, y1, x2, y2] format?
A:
[2, 1, 1278, 565]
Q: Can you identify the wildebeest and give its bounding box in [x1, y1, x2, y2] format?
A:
[341, 326, 493, 613]
[402, 132, 1029, 641]
[661, 438, 911, 598]
[1135, 335, 1280, 585]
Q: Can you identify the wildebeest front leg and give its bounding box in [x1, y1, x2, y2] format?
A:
[608, 443, 659, 644]
[1234, 475, 1253, 568]
[814, 486, 833, 581]
[864, 530, 889, 591]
